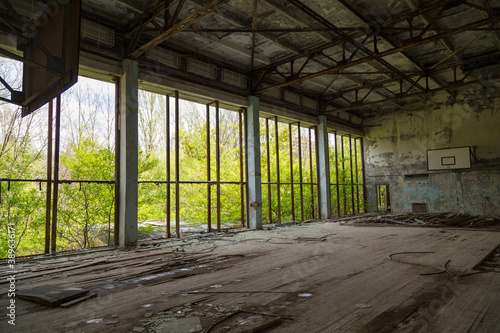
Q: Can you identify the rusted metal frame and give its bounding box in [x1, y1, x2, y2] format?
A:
[348, 33, 372, 61]
[166, 0, 186, 30]
[327, 72, 500, 113]
[0, 76, 15, 94]
[321, 51, 338, 65]
[287, 0, 426, 93]
[263, 181, 314, 185]
[44, 100, 53, 254]
[320, 75, 340, 97]
[340, 95, 352, 106]
[244, 108, 250, 227]
[354, 137, 360, 214]
[215, 101, 221, 232]
[127, 26, 146, 55]
[463, 1, 500, 15]
[129, 0, 173, 34]
[340, 135, 346, 215]
[166, 95, 171, 238]
[257, 13, 500, 93]
[274, 67, 289, 81]
[265, 117, 272, 223]
[150, 19, 164, 33]
[297, 122, 304, 221]
[308, 127, 315, 219]
[288, 123, 295, 221]
[334, 132, 340, 216]
[321, 51, 500, 98]
[314, 126, 321, 218]
[50, 95, 61, 253]
[360, 137, 367, 213]
[0, 48, 61, 77]
[175, 91, 180, 238]
[0, 0, 59, 68]
[239, 110, 245, 227]
[206, 102, 212, 232]
[349, 135, 355, 215]
[274, 117, 281, 224]
[139, 180, 243, 184]
[376, 185, 381, 211]
[404, 76, 424, 94]
[252, 68, 272, 93]
[360, 86, 376, 104]
[130, 0, 231, 58]
[252, 0, 466, 75]
[386, 184, 391, 211]
[295, 56, 313, 79]
[460, 65, 480, 82]
[417, 6, 446, 39]
[250, 0, 258, 71]
[114, 78, 120, 246]
[180, 26, 500, 33]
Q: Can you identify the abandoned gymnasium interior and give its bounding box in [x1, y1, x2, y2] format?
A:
[0, 0, 499, 332]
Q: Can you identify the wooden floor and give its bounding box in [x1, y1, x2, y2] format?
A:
[1, 221, 499, 333]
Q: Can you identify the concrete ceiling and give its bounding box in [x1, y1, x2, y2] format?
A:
[1, 0, 500, 125]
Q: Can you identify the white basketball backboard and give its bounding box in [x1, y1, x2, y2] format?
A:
[427, 147, 471, 171]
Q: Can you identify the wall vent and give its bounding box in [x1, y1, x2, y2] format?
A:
[146, 48, 181, 69]
[221, 69, 247, 89]
[412, 203, 428, 213]
[81, 19, 115, 48]
[187, 59, 217, 79]
[404, 174, 429, 181]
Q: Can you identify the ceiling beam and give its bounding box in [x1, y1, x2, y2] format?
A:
[129, 0, 231, 58]
[287, 0, 426, 93]
[325, 71, 500, 113]
[336, 0, 452, 94]
[256, 12, 500, 93]
[479, 0, 500, 51]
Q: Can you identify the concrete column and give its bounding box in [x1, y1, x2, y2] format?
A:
[317, 115, 331, 219]
[118, 59, 139, 247]
[247, 96, 263, 229]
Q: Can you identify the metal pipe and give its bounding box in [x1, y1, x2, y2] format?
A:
[308, 128, 314, 219]
[266, 118, 271, 223]
[114, 78, 120, 246]
[44, 100, 53, 254]
[298, 122, 304, 221]
[288, 123, 295, 221]
[206, 102, 211, 232]
[175, 91, 180, 238]
[50, 95, 61, 254]
[274, 117, 281, 224]
[315, 126, 320, 218]
[341, 135, 346, 215]
[334, 132, 341, 217]
[216, 100, 221, 232]
[360, 137, 367, 213]
[166, 95, 171, 238]
[244, 108, 249, 228]
[239, 110, 245, 227]
[354, 137, 360, 214]
[349, 134, 355, 215]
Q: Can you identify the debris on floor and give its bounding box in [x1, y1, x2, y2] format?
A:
[338, 212, 500, 229]
[17, 285, 93, 307]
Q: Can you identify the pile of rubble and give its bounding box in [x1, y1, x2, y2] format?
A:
[338, 212, 500, 229]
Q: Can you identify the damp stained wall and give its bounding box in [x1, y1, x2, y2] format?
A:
[363, 88, 500, 216]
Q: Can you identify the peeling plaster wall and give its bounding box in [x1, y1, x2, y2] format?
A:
[363, 88, 500, 216]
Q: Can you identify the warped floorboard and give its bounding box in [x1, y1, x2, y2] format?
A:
[1, 222, 499, 333]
